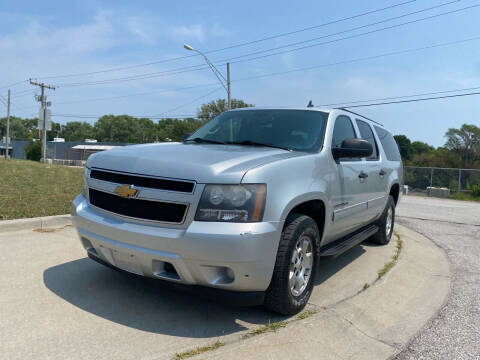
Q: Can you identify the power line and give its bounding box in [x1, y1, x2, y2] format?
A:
[151, 87, 224, 117]
[232, 36, 480, 83]
[24, 35, 479, 107]
[335, 91, 480, 108]
[224, 0, 463, 63]
[320, 85, 480, 107]
[53, 82, 218, 105]
[227, 2, 480, 65]
[51, 114, 197, 119]
[52, 1, 478, 88]
[0, 80, 28, 90]
[32, 0, 416, 80]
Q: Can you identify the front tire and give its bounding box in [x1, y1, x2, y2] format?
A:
[371, 195, 395, 245]
[264, 213, 320, 314]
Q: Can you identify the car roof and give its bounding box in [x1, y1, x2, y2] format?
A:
[228, 106, 384, 127]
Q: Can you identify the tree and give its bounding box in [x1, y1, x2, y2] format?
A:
[0, 117, 28, 140]
[25, 141, 41, 161]
[93, 115, 156, 143]
[197, 98, 253, 122]
[58, 121, 94, 141]
[394, 135, 411, 160]
[410, 141, 434, 157]
[444, 124, 480, 168]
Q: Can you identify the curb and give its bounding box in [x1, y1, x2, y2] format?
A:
[203, 224, 451, 360]
[0, 214, 72, 233]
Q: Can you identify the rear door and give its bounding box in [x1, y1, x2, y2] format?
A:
[356, 119, 386, 220]
[328, 115, 369, 241]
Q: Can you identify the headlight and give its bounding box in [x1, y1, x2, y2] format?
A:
[195, 184, 266, 222]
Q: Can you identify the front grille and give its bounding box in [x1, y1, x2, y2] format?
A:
[90, 169, 194, 193]
[89, 189, 187, 223]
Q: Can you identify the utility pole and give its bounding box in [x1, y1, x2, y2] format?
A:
[227, 62, 231, 110]
[29, 79, 55, 163]
[4, 90, 10, 159]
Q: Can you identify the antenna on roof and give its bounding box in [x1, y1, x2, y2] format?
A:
[307, 100, 314, 108]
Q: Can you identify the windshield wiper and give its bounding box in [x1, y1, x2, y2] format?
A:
[227, 140, 291, 151]
[184, 137, 226, 145]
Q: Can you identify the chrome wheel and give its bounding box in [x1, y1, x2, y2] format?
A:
[386, 206, 393, 237]
[289, 234, 313, 297]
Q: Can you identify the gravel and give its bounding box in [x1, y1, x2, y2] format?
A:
[394, 196, 480, 360]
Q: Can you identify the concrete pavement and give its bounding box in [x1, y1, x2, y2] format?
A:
[0, 213, 449, 359]
[395, 196, 480, 360]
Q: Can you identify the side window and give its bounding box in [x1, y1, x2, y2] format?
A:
[332, 115, 359, 162]
[356, 119, 379, 160]
[332, 115, 356, 148]
[373, 125, 401, 161]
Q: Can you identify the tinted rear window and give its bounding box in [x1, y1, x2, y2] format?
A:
[373, 125, 401, 161]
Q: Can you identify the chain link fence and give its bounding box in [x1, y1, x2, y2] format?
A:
[404, 166, 480, 195]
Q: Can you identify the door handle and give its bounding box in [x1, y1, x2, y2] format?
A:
[358, 171, 368, 179]
[379, 169, 387, 176]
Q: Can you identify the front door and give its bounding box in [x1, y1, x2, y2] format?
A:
[327, 115, 369, 242]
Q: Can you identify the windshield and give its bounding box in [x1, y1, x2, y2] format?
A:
[187, 109, 329, 152]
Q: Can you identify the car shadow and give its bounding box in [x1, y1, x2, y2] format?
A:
[43, 242, 372, 338]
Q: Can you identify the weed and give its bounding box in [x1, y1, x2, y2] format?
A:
[297, 309, 318, 320]
[174, 341, 224, 359]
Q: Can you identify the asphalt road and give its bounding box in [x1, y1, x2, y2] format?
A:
[395, 196, 480, 360]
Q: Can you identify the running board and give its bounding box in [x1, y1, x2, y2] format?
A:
[320, 225, 379, 257]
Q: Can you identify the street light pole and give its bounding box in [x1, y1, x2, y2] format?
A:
[227, 62, 231, 110]
[184, 44, 231, 110]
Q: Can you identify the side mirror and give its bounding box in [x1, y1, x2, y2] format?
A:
[332, 138, 373, 160]
[181, 133, 192, 141]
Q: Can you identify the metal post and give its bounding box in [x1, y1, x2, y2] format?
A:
[458, 169, 462, 192]
[43, 99, 47, 163]
[430, 167, 434, 188]
[227, 62, 231, 110]
[5, 89, 10, 159]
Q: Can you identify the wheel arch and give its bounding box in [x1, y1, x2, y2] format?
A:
[389, 182, 400, 205]
[280, 193, 328, 243]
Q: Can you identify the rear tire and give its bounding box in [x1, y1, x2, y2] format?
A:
[371, 195, 395, 245]
[264, 213, 320, 314]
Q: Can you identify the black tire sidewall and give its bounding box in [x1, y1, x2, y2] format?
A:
[266, 214, 320, 314]
[374, 196, 395, 245]
[287, 223, 318, 310]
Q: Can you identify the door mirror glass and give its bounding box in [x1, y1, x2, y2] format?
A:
[332, 138, 373, 160]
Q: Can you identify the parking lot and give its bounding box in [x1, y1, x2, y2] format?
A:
[0, 196, 467, 359]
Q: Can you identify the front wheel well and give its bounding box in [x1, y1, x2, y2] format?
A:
[288, 200, 325, 239]
[390, 183, 400, 205]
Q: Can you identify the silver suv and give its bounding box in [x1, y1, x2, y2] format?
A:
[72, 107, 402, 314]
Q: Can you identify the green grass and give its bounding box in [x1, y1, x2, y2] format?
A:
[377, 232, 403, 279]
[0, 159, 83, 220]
[174, 341, 224, 359]
[362, 282, 370, 290]
[451, 192, 480, 202]
[297, 309, 318, 320]
[243, 321, 287, 339]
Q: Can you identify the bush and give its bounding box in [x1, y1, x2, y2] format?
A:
[25, 141, 41, 161]
[472, 184, 480, 198]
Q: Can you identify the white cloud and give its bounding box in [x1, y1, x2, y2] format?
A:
[168, 24, 205, 42]
[210, 23, 231, 37]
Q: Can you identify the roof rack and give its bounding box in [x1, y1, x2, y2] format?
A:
[335, 107, 384, 126]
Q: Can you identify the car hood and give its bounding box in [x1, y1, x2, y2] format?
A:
[87, 142, 304, 183]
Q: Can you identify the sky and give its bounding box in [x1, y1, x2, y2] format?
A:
[1, 0, 479, 147]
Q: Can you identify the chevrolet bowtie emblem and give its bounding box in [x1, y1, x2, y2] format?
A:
[114, 184, 138, 198]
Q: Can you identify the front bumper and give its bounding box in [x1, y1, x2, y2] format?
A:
[72, 195, 282, 292]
